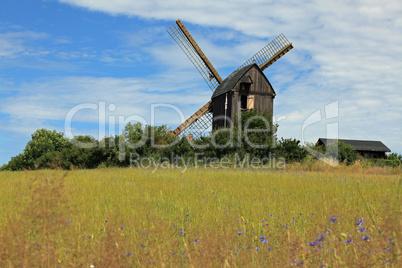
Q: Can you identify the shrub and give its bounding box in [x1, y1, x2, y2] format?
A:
[275, 138, 307, 163]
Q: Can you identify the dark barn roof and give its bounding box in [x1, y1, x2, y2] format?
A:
[317, 138, 391, 152]
[211, 64, 254, 99]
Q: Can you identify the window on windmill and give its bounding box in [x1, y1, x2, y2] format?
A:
[241, 95, 247, 110]
[247, 95, 255, 110]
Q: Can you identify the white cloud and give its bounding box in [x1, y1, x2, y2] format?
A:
[1, 0, 401, 163]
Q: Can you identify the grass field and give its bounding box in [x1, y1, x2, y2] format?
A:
[0, 164, 401, 267]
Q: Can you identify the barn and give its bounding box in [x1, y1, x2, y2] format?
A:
[316, 138, 391, 159]
[211, 64, 275, 129]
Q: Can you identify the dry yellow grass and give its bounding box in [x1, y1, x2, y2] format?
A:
[0, 164, 400, 267]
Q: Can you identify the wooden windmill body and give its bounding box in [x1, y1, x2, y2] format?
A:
[167, 19, 293, 138]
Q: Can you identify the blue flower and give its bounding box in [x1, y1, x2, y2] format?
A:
[233, 252, 238, 255]
[308, 242, 318, 246]
[345, 239, 352, 243]
[358, 227, 366, 232]
[255, 247, 261, 251]
[237, 232, 243, 235]
[361, 235, 370, 241]
[192, 239, 199, 242]
[260, 236, 265, 241]
[356, 217, 364, 227]
[382, 247, 392, 252]
[329, 216, 337, 223]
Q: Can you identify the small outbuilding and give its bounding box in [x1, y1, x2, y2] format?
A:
[211, 63, 275, 129]
[316, 138, 391, 159]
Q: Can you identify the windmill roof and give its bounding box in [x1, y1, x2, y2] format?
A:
[211, 64, 256, 99]
[317, 138, 391, 152]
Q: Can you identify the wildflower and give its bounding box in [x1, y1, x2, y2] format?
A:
[255, 247, 261, 251]
[358, 227, 366, 232]
[345, 239, 352, 243]
[260, 236, 265, 241]
[361, 235, 370, 241]
[178, 232, 184, 235]
[382, 247, 392, 252]
[233, 252, 238, 255]
[329, 216, 337, 223]
[140, 245, 146, 248]
[267, 247, 272, 250]
[105, 220, 108, 223]
[316, 234, 325, 242]
[192, 239, 199, 242]
[308, 242, 318, 246]
[237, 232, 243, 235]
[121, 226, 125, 229]
[186, 214, 189, 216]
[356, 217, 364, 227]
[125, 252, 132, 256]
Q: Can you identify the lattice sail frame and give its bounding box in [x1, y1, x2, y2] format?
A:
[167, 20, 222, 91]
[179, 112, 213, 139]
[239, 33, 293, 71]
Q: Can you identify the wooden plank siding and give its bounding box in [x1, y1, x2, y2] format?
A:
[212, 64, 275, 129]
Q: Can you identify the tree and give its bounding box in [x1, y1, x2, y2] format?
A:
[325, 140, 358, 165]
[275, 138, 307, 163]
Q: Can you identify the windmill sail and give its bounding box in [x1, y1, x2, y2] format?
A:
[167, 19, 222, 137]
[239, 33, 293, 72]
[167, 19, 222, 91]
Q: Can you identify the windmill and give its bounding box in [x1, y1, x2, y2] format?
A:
[167, 19, 293, 139]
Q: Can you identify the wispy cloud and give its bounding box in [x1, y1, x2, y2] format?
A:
[1, 0, 401, 165]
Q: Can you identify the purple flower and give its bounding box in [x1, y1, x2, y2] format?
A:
[255, 247, 261, 251]
[345, 239, 352, 243]
[260, 236, 265, 241]
[358, 227, 366, 232]
[361, 235, 370, 241]
[233, 252, 238, 255]
[125, 252, 132, 256]
[382, 247, 392, 252]
[308, 242, 318, 246]
[329, 216, 337, 223]
[237, 232, 243, 235]
[356, 217, 364, 227]
[192, 239, 199, 242]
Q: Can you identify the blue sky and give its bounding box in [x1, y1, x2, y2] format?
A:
[1, 0, 401, 165]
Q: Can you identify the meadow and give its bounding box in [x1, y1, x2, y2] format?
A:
[0, 164, 400, 267]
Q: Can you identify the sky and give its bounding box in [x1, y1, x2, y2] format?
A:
[0, 0, 401, 165]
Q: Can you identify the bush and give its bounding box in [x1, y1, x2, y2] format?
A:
[275, 138, 307, 163]
[325, 141, 358, 165]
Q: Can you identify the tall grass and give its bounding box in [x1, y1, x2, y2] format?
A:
[0, 165, 400, 267]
